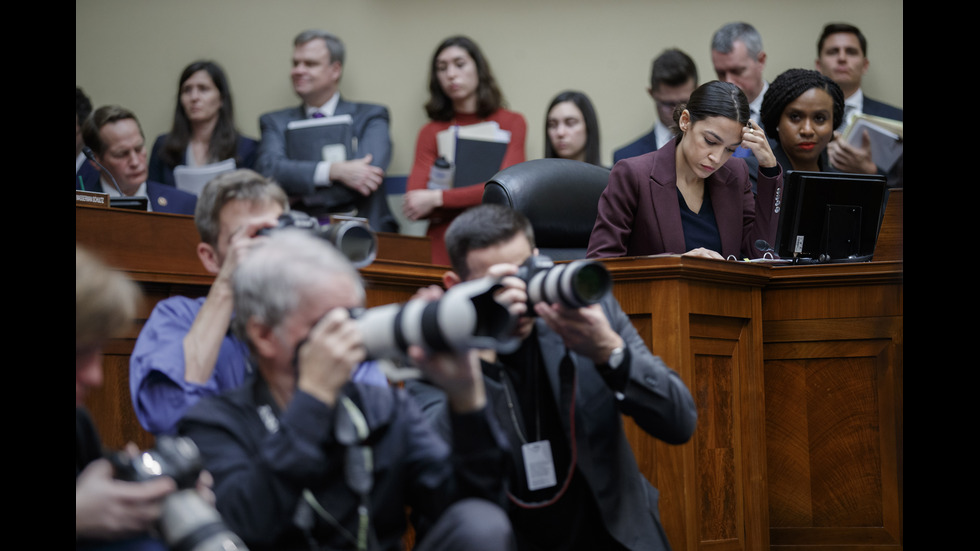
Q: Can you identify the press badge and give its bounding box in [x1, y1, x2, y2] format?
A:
[521, 441, 557, 491]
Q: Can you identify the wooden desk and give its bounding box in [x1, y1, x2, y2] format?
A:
[75, 205, 440, 450]
[76, 205, 902, 551]
[601, 257, 902, 551]
[763, 262, 903, 551]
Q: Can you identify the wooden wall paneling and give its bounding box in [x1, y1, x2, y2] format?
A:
[609, 257, 771, 551]
[763, 266, 903, 550]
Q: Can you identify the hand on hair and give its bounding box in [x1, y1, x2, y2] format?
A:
[740, 120, 777, 168]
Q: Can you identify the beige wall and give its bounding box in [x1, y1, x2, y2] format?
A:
[76, 0, 903, 174]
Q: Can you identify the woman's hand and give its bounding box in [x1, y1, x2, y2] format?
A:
[741, 120, 777, 169]
[402, 189, 443, 221]
[682, 247, 725, 260]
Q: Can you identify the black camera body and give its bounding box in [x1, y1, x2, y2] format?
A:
[111, 435, 201, 489]
[111, 436, 248, 551]
[356, 275, 515, 360]
[258, 211, 378, 268]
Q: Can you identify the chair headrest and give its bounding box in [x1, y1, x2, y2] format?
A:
[483, 159, 610, 248]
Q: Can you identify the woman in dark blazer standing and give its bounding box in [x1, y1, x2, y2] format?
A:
[149, 60, 257, 189]
[588, 81, 782, 260]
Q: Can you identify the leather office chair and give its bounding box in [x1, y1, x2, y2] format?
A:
[482, 158, 610, 260]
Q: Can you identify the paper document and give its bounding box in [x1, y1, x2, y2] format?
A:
[842, 113, 903, 171]
[173, 158, 237, 195]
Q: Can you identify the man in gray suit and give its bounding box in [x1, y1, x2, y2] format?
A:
[256, 30, 397, 232]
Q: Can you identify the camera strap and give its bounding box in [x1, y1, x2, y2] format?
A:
[503, 351, 579, 509]
[253, 378, 374, 551]
[309, 394, 374, 551]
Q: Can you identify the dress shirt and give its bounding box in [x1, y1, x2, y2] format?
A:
[840, 88, 865, 131]
[748, 81, 769, 125]
[305, 92, 341, 186]
[653, 120, 676, 150]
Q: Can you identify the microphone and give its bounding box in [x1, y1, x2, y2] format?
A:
[81, 146, 124, 196]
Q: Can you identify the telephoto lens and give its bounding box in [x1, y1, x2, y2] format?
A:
[355, 275, 517, 360]
[258, 211, 378, 268]
[517, 255, 612, 311]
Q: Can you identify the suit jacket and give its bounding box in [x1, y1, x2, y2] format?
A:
[148, 133, 259, 188]
[256, 98, 397, 232]
[862, 95, 903, 122]
[76, 177, 197, 215]
[407, 294, 697, 550]
[76, 157, 101, 192]
[613, 127, 659, 164]
[588, 138, 782, 259]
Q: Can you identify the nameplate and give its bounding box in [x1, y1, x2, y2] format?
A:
[76, 190, 109, 208]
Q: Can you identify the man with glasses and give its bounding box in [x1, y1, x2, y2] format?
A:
[613, 48, 698, 164]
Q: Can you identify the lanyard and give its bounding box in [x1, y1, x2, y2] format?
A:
[502, 351, 579, 509]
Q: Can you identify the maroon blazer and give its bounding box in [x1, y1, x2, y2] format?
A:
[587, 138, 782, 259]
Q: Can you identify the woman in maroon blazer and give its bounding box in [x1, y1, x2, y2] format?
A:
[588, 81, 782, 260]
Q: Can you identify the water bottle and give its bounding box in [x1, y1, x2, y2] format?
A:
[426, 156, 454, 190]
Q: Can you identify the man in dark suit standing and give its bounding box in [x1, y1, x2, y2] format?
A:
[816, 23, 903, 175]
[256, 30, 397, 232]
[408, 205, 698, 551]
[80, 105, 197, 215]
[816, 23, 903, 125]
[613, 49, 698, 164]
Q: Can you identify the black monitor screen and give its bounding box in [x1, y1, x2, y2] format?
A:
[775, 171, 887, 263]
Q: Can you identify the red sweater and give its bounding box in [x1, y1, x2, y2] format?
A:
[407, 109, 527, 265]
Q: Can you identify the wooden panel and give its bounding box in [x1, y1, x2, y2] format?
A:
[763, 265, 903, 551]
[610, 257, 770, 551]
[76, 205, 440, 450]
[693, 335, 741, 546]
[872, 189, 902, 262]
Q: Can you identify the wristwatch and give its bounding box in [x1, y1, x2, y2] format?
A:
[605, 345, 625, 370]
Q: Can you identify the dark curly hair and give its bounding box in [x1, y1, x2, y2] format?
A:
[760, 69, 845, 142]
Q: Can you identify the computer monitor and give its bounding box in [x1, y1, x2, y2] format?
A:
[774, 171, 888, 263]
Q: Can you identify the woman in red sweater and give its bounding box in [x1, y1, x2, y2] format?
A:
[402, 36, 527, 265]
